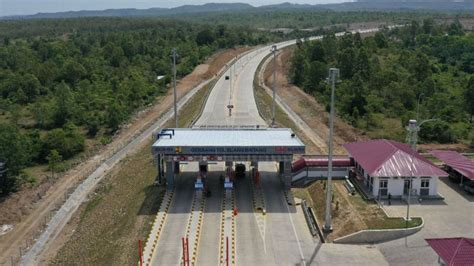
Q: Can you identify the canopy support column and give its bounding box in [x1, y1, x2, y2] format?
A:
[284, 160, 292, 189]
[166, 161, 175, 190]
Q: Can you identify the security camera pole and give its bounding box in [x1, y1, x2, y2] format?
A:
[172, 48, 179, 128]
[324, 68, 339, 232]
[271, 45, 277, 127]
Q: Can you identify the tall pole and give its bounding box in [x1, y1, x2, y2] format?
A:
[406, 118, 436, 221]
[172, 48, 178, 128]
[271, 45, 277, 127]
[324, 68, 339, 232]
[406, 119, 418, 221]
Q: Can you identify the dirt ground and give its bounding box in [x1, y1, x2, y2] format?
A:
[0, 46, 251, 264]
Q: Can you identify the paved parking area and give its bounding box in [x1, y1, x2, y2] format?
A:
[377, 177, 474, 265]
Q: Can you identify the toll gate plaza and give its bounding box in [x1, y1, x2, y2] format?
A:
[152, 128, 305, 190]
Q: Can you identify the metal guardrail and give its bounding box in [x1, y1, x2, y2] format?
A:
[301, 200, 325, 243]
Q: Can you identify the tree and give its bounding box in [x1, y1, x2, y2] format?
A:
[33, 99, 54, 129]
[308, 42, 326, 62]
[290, 48, 305, 86]
[374, 32, 388, 49]
[354, 48, 370, 80]
[465, 77, 474, 123]
[422, 18, 434, 35]
[448, 19, 464, 36]
[337, 48, 355, 79]
[196, 28, 215, 46]
[106, 101, 126, 132]
[419, 120, 455, 143]
[60, 60, 87, 84]
[353, 32, 363, 48]
[0, 123, 31, 194]
[42, 123, 85, 159]
[303, 60, 327, 93]
[54, 82, 75, 126]
[322, 33, 337, 61]
[46, 149, 62, 179]
[412, 52, 431, 82]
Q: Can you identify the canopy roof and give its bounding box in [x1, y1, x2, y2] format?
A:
[343, 139, 447, 177]
[426, 237, 474, 266]
[429, 150, 474, 181]
[152, 128, 305, 156]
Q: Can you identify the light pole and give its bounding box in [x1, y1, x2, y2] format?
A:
[323, 68, 339, 232]
[271, 45, 277, 127]
[406, 118, 437, 221]
[171, 48, 179, 128]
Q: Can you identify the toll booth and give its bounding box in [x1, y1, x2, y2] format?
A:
[152, 128, 305, 190]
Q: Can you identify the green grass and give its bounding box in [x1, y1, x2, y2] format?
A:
[367, 217, 423, 230]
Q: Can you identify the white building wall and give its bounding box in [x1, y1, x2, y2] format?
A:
[388, 178, 405, 196]
[430, 176, 438, 195]
[372, 176, 379, 197]
[358, 167, 439, 197]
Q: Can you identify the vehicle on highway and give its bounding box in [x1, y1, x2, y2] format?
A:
[235, 163, 246, 178]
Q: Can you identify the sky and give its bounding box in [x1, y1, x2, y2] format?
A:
[0, 0, 347, 17]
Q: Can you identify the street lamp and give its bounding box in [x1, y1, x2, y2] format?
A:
[271, 45, 277, 127]
[405, 118, 437, 221]
[171, 48, 179, 128]
[323, 68, 340, 232]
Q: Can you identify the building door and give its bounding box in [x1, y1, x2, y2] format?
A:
[404, 179, 412, 195]
[379, 180, 388, 197]
[420, 179, 430, 196]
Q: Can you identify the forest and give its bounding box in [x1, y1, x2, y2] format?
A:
[290, 19, 473, 145]
[0, 17, 282, 195]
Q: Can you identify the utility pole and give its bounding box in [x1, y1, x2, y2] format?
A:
[172, 48, 179, 128]
[271, 45, 277, 127]
[324, 68, 339, 233]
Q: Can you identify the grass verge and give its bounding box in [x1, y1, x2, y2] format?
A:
[50, 141, 163, 265]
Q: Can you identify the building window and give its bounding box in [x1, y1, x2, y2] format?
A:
[379, 180, 388, 197]
[420, 179, 430, 196]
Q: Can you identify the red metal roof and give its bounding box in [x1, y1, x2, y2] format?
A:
[342, 139, 448, 177]
[292, 157, 352, 172]
[429, 150, 474, 181]
[426, 237, 474, 266]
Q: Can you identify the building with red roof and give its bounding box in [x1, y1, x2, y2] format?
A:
[343, 139, 448, 199]
[426, 237, 474, 266]
[430, 150, 474, 183]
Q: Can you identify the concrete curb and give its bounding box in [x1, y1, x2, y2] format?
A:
[333, 217, 424, 244]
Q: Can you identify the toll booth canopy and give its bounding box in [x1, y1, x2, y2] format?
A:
[152, 128, 305, 162]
